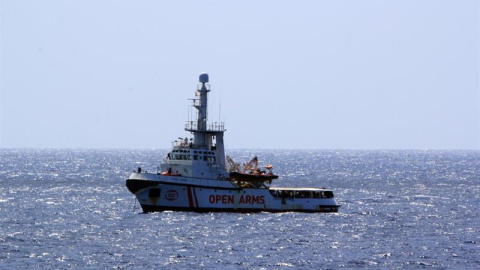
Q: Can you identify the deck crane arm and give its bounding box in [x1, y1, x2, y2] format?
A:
[242, 156, 258, 173]
[226, 156, 241, 172]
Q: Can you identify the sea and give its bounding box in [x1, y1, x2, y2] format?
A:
[0, 149, 479, 269]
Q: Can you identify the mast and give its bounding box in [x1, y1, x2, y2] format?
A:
[185, 73, 226, 168]
[194, 73, 210, 144]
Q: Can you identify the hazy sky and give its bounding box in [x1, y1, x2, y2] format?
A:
[1, 1, 479, 149]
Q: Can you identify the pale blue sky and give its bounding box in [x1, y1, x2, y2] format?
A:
[1, 1, 479, 149]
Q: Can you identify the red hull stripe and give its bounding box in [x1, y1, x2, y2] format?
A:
[192, 187, 199, 208]
[186, 187, 194, 208]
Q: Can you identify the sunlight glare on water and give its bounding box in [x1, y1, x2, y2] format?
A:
[0, 149, 479, 269]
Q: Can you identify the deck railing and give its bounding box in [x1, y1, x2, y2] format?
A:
[185, 121, 225, 132]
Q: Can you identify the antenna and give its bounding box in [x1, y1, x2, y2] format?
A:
[219, 97, 222, 124]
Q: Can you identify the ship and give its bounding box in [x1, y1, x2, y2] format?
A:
[126, 73, 340, 213]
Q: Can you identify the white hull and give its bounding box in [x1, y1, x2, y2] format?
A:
[127, 173, 340, 213]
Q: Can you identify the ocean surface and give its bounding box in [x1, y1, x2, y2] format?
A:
[0, 149, 479, 269]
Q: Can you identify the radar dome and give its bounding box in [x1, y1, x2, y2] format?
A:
[199, 73, 209, 83]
